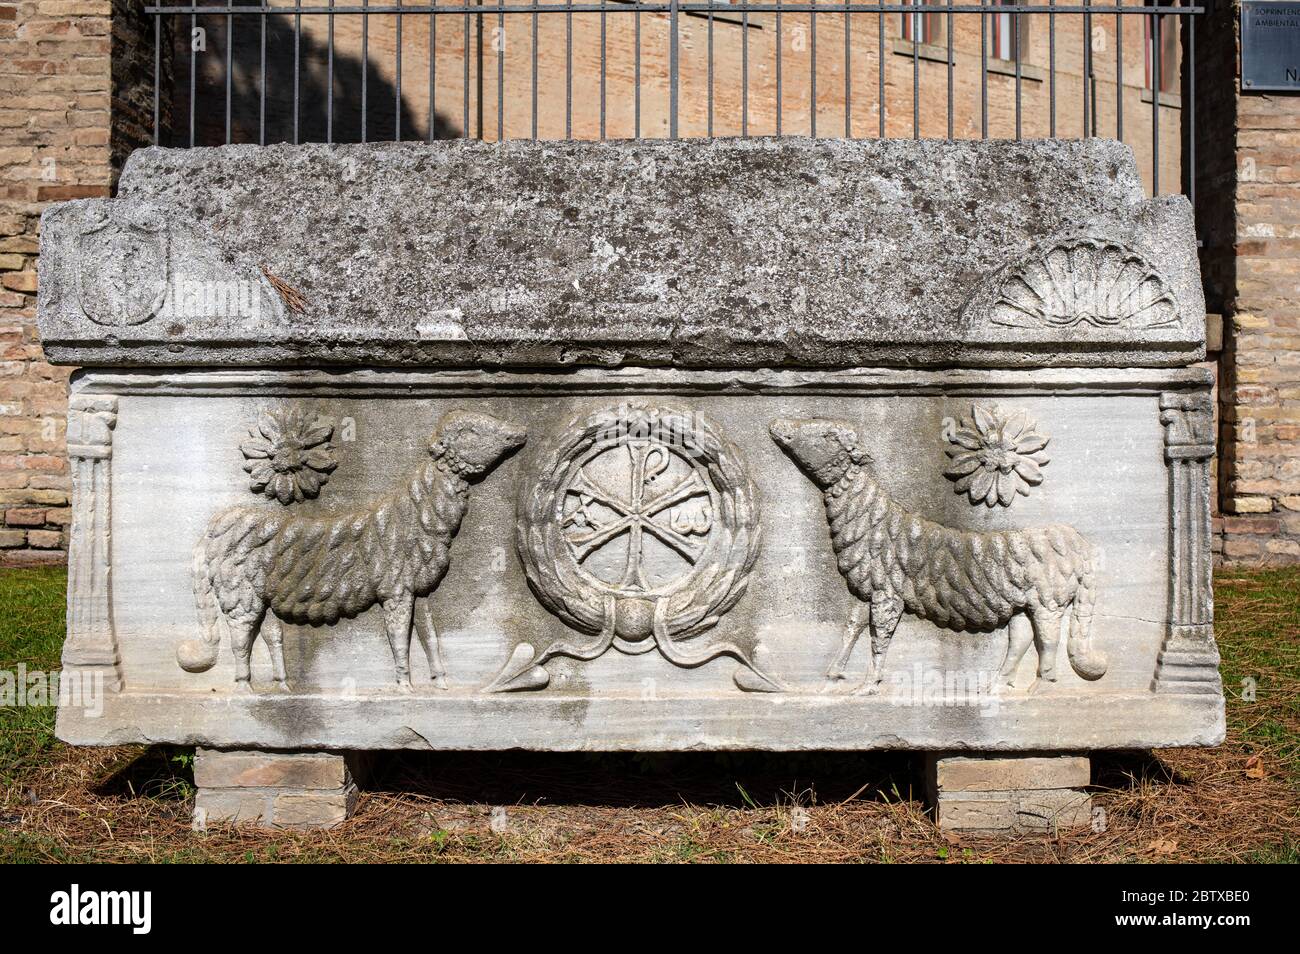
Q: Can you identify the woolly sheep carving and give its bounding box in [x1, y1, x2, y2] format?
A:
[180, 410, 526, 691]
[770, 417, 1107, 694]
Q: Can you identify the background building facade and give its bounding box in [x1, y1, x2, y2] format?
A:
[1, 0, 1295, 565]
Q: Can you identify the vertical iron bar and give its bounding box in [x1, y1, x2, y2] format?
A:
[708, 0, 715, 136]
[362, 0, 370, 141]
[810, 0, 817, 138]
[670, 0, 680, 139]
[1116, 1, 1123, 141]
[912, 2, 919, 139]
[496, 3, 504, 141]
[1083, 0, 1092, 138]
[741, 1, 749, 137]
[600, 0, 607, 140]
[475, 1, 483, 138]
[635, 4, 641, 139]
[1014, 8, 1022, 139]
[878, 6, 884, 137]
[980, 7, 987, 138]
[327, 0, 335, 143]
[463, 1, 471, 137]
[947, 3, 953, 140]
[224, 2, 232, 144]
[189, 12, 196, 147]
[776, 0, 782, 136]
[565, 0, 572, 138]
[1152, 9, 1161, 193]
[878, 6, 889, 138]
[1049, 0, 1056, 137]
[1189, 11, 1196, 212]
[531, 1, 538, 140]
[293, 1, 300, 144]
[259, 11, 266, 145]
[396, 0, 403, 141]
[153, 14, 160, 144]
[429, 0, 437, 142]
[845, 0, 852, 138]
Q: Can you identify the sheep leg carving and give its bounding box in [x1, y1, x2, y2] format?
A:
[998, 613, 1036, 689]
[261, 613, 289, 691]
[229, 613, 260, 693]
[827, 598, 870, 685]
[1029, 606, 1064, 691]
[855, 593, 902, 695]
[413, 596, 447, 689]
[383, 594, 416, 691]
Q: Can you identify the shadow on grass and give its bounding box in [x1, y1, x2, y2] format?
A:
[88, 745, 922, 811]
[1092, 749, 1198, 790]
[92, 747, 1198, 812]
[93, 746, 194, 805]
[366, 750, 921, 809]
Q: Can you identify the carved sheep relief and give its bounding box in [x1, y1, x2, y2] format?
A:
[170, 399, 1186, 703]
[181, 409, 526, 690]
[771, 417, 1107, 695]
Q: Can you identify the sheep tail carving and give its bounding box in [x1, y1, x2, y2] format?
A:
[178, 537, 222, 673]
[1067, 569, 1107, 680]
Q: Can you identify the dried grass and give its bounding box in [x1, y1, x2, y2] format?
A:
[2, 735, 1295, 863]
[2, 565, 1297, 863]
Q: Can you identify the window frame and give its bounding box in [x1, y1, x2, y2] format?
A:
[901, 0, 943, 46]
[989, 0, 1028, 63]
[1144, 3, 1180, 93]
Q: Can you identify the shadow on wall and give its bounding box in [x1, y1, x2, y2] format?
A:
[164, 10, 458, 147]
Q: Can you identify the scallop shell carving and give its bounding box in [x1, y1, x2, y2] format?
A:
[990, 237, 1180, 330]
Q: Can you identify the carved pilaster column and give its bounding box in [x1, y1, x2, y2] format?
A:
[1153, 391, 1221, 694]
[62, 395, 122, 691]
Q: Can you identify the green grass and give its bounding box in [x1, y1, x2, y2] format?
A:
[0, 567, 67, 789]
[1214, 568, 1300, 785]
[0, 563, 1297, 863]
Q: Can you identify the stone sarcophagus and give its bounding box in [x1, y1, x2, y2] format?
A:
[39, 139, 1223, 826]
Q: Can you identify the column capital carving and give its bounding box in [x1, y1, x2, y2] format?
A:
[1159, 391, 1214, 462]
[68, 395, 118, 461]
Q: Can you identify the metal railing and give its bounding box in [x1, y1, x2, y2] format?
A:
[145, 1, 1201, 196]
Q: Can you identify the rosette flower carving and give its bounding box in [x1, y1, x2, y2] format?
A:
[944, 404, 1050, 508]
[241, 407, 337, 504]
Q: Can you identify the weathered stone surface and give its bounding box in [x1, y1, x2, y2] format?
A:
[192, 749, 351, 790]
[929, 754, 1091, 793]
[41, 140, 1223, 767]
[52, 365, 1225, 752]
[192, 748, 358, 829]
[272, 789, 357, 828]
[37, 138, 1205, 370]
[193, 786, 358, 829]
[934, 789, 1093, 833]
[926, 752, 1094, 832]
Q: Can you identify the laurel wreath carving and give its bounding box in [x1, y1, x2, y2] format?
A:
[516, 404, 762, 645]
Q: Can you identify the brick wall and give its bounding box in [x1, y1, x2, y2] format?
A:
[0, 0, 113, 567]
[1196, 0, 1300, 565]
[0, 0, 153, 567]
[0, 1, 1254, 568]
